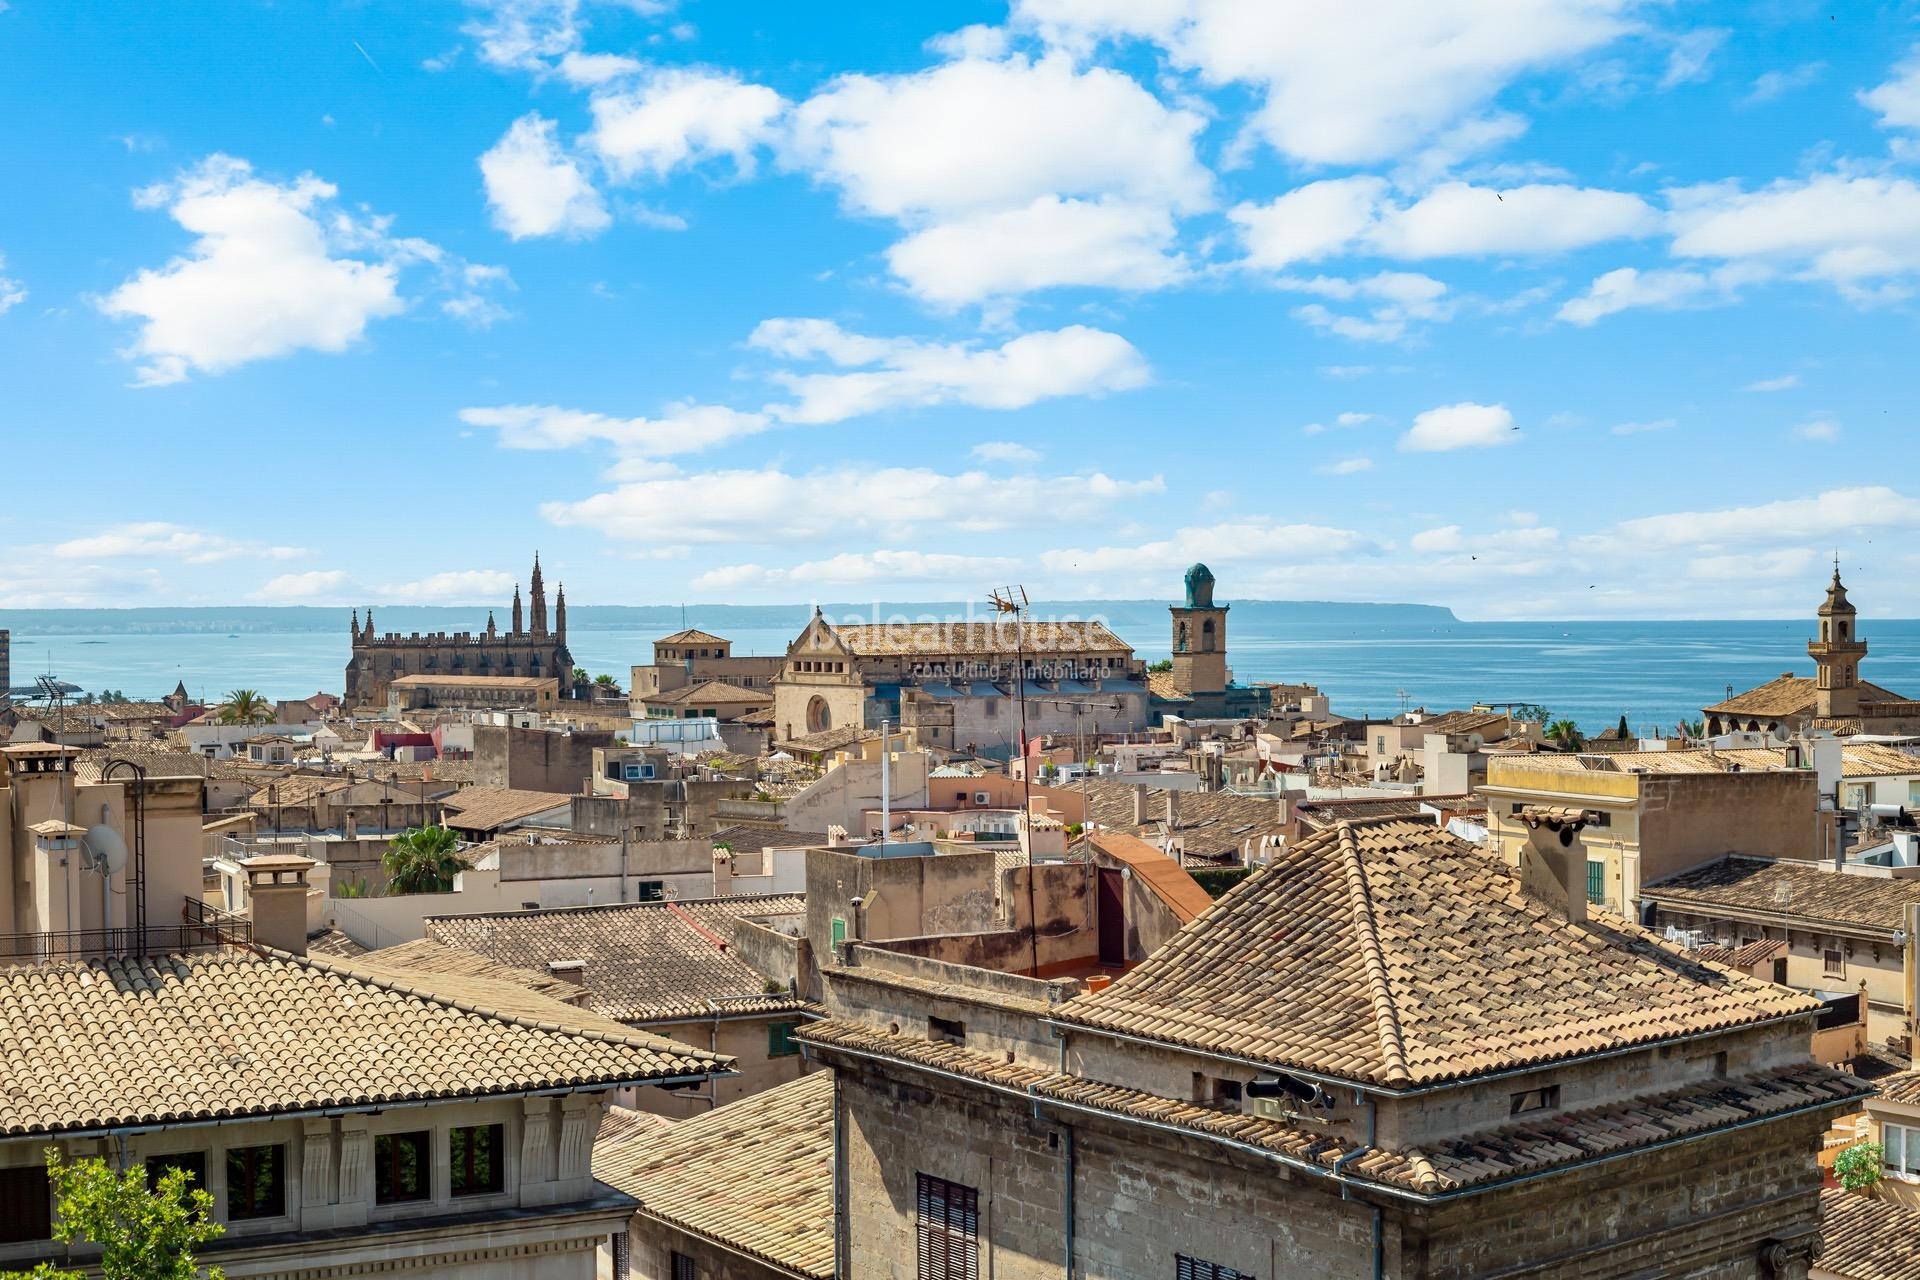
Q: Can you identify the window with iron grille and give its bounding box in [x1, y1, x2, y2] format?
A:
[0, 1166, 51, 1243]
[1586, 859, 1605, 905]
[1177, 1255, 1255, 1280]
[670, 1250, 696, 1280]
[915, 1173, 979, 1280]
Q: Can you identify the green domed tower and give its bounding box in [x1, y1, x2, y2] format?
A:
[1170, 562, 1228, 696]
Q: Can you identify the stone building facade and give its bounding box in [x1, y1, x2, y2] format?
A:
[346, 555, 573, 707]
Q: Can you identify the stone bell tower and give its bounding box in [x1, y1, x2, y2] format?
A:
[1809, 560, 1867, 719]
[1169, 563, 1228, 697]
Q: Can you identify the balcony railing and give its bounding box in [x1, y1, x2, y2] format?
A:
[0, 898, 252, 965]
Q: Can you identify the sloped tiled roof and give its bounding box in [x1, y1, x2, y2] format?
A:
[1294, 793, 1476, 833]
[1087, 832, 1214, 924]
[0, 950, 725, 1137]
[1056, 819, 1819, 1089]
[1842, 743, 1920, 777]
[426, 894, 809, 1024]
[304, 927, 368, 958]
[350, 937, 587, 1005]
[1645, 856, 1920, 936]
[709, 825, 822, 854]
[656, 628, 730, 646]
[594, 1072, 833, 1279]
[1687, 938, 1786, 970]
[800, 1020, 1862, 1196]
[1146, 670, 1190, 702]
[1705, 674, 1907, 717]
[826, 620, 1131, 657]
[1819, 1189, 1920, 1280]
[439, 785, 574, 831]
[1080, 780, 1288, 854]
[650, 680, 773, 707]
[1876, 1070, 1920, 1106]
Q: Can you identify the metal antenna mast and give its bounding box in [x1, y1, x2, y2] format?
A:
[989, 586, 1041, 978]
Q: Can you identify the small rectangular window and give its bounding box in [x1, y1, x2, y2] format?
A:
[1586, 860, 1605, 905]
[1509, 1085, 1560, 1116]
[375, 1130, 431, 1204]
[450, 1123, 506, 1197]
[1177, 1255, 1256, 1280]
[226, 1144, 286, 1220]
[928, 1015, 966, 1046]
[0, 1166, 51, 1243]
[768, 1021, 801, 1058]
[671, 1252, 698, 1280]
[1824, 947, 1846, 978]
[637, 880, 665, 903]
[915, 1173, 979, 1280]
[145, 1151, 208, 1199]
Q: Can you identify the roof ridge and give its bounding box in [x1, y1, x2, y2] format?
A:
[1333, 822, 1413, 1087]
[423, 891, 803, 923]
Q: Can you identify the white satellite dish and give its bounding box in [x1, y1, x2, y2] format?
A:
[80, 825, 127, 877]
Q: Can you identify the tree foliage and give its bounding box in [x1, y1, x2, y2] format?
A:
[1510, 703, 1550, 725]
[1146, 659, 1174, 673]
[0, 1149, 224, 1280]
[214, 689, 271, 725]
[1834, 1141, 1883, 1193]
[381, 824, 470, 895]
[1545, 719, 1585, 750]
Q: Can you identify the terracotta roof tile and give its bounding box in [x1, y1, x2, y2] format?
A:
[426, 894, 808, 1024]
[1057, 819, 1820, 1088]
[655, 629, 731, 646]
[594, 1072, 833, 1278]
[1087, 832, 1214, 924]
[824, 620, 1131, 657]
[0, 950, 725, 1137]
[1645, 856, 1920, 936]
[1705, 675, 1907, 717]
[1687, 938, 1787, 969]
[439, 785, 575, 831]
[1819, 1188, 1920, 1280]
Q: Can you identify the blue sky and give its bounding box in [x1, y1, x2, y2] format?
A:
[3, 0, 1919, 619]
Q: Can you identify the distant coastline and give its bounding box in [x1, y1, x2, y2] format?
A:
[0, 599, 1460, 636]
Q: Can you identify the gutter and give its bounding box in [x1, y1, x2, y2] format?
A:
[1044, 1010, 1817, 1099]
[817, 1037, 1859, 1205]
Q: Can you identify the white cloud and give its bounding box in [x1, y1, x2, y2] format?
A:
[787, 53, 1212, 220]
[1667, 174, 1920, 301]
[544, 466, 1165, 543]
[1658, 27, 1726, 90]
[0, 253, 24, 315]
[558, 50, 644, 85]
[1229, 176, 1386, 270]
[1861, 45, 1920, 133]
[694, 550, 1024, 594]
[1319, 455, 1374, 475]
[463, 0, 586, 70]
[1399, 401, 1517, 451]
[480, 114, 611, 239]
[1596, 486, 1920, 549]
[98, 155, 503, 385]
[1283, 271, 1451, 343]
[382, 569, 516, 600]
[1610, 418, 1675, 435]
[972, 441, 1043, 464]
[1745, 374, 1799, 392]
[1012, 0, 1634, 165]
[51, 522, 305, 564]
[927, 24, 1012, 61]
[588, 68, 786, 181]
[254, 570, 352, 603]
[461, 401, 772, 459]
[1038, 518, 1375, 576]
[1742, 62, 1823, 106]
[1793, 419, 1840, 442]
[1337, 412, 1379, 426]
[885, 196, 1185, 305]
[1555, 263, 1761, 325]
[748, 320, 1150, 424]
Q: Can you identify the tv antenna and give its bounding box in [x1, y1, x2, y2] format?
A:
[989, 585, 1040, 978]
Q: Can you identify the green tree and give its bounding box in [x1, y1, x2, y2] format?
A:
[214, 689, 271, 725]
[1675, 718, 1705, 739]
[381, 824, 470, 895]
[0, 1148, 224, 1280]
[1833, 1141, 1883, 1193]
[1511, 703, 1550, 726]
[570, 666, 590, 686]
[1545, 719, 1585, 751]
[593, 673, 618, 689]
[1146, 659, 1174, 673]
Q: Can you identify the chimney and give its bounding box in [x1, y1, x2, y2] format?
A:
[243, 854, 316, 956]
[1132, 785, 1148, 826]
[1165, 790, 1181, 827]
[344, 810, 358, 841]
[1515, 806, 1589, 925]
[545, 959, 588, 988]
[712, 844, 733, 896]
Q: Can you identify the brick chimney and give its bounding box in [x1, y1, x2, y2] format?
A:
[1132, 785, 1148, 826]
[243, 854, 315, 956]
[1515, 806, 1591, 925]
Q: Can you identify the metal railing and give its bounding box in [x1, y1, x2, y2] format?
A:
[0, 898, 251, 965]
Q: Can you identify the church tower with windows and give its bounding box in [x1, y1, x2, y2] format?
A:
[1169, 563, 1228, 697]
[1810, 561, 1868, 719]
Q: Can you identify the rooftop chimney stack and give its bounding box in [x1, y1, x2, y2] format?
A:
[1516, 806, 1592, 926]
[243, 854, 316, 956]
[1132, 785, 1148, 825]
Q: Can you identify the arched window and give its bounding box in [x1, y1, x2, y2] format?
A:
[1839, 621, 1850, 640]
[1201, 618, 1216, 652]
[807, 696, 832, 734]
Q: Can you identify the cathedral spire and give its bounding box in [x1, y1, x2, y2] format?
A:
[554, 583, 567, 642]
[529, 552, 549, 637]
[511, 583, 524, 635]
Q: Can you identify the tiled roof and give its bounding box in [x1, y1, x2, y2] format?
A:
[439, 785, 574, 831]
[710, 824, 822, 854]
[351, 937, 588, 1005]
[826, 620, 1131, 657]
[1413, 710, 1508, 737]
[1645, 856, 1920, 936]
[594, 1072, 833, 1279]
[1146, 670, 1190, 702]
[1080, 780, 1288, 855]
[598, 1103, 675, 1147]
[1842, 743, 1920, 777]
[655, 628, 730, 646]
[1087, 832, 1214, 924]
[1705, 674, 1907, 717]
[1874, 1069, 1920, 1106]
[1819, 1189, 1920, 1280]
[425, 894, 809, 1024]
[74, 749, 217, 783]
[0, 950, 725, 1137]
[1057, 819, 1819, 1089]
[305, 927, 368, 958]
[779, 725, 878, 753]
[247, 773, 349, 807]
[1295, 793, 1475, 833]
[1561, 748, 1792, 775]
[649, 680, 773, 707]
[800, 1020, 1863, 1196]
[1687, 939, 1786, 969]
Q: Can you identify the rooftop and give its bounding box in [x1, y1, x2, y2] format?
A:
[655, 628, 730, 646]
[425, 893, 809, 1024]
[593, 1071, 833, 1279]
[1644, 855, 1920, 936]
[822, 619, 1131, 657]
[1294, 793, 1477, 833]
[647, 679, 773, 707]
[388, 674, 555, 689]
[439, 785, 576, 831]
[1704, 673, 1907, 717]
[1818, 1188, 1920, 1280]
[0, 949, 725, 1138]
[1080, 780, 1289, 853]
[1086, 831, 1214, 924]
[1056, 819, 1819, 1089]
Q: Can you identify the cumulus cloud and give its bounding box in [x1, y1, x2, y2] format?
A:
[885, 196, 1185, 306]
[1399, 401, 1517, 451]
[1666, 174, 1920, 302]
[1555, 263, 1761, 325]
[972, 441, 1043, 464]
[461, 402, 771, 459]
[253, 569, 353, 603]
[1011, 0, 1635, 166]
[51, 522, 305, 564]
[748, 320, 1150, 424]
[382, 569, 517, 600]
[588, 68, 786, 180]
[480, 114, 611, 239]
[543, 466, 1165, 543]
[693, 550, 1024, 594]
[1282, 271, 1451, 343]
[1861, 45, 1920, 133]
[1594, 486, 1920, 549]
[98, 155, 506, 385]
[0, 253, 24, 315]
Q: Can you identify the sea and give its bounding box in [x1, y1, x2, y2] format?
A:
[9, 604, 1920, 737]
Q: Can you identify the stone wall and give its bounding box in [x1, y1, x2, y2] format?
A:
[473, 724, 618, 793]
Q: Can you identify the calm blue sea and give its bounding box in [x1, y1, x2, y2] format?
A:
[11, 613, 1920, 737]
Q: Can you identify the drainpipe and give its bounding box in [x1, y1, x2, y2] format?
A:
[707, 998, 722, 1110]
[832, 1073, 850, 1279]
[1331, 1092, 1383, 1280]
[880, 719, 891, 848]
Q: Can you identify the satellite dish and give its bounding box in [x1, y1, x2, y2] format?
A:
[80, 825, 127, 877]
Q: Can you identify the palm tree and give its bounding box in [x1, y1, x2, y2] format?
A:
[217, 688, 272, 724]
[1675, 718, 1705, 740]
[1545, 719, 1585, 751]
[382, 825, 470, 895]
[593, 673, 618, 690]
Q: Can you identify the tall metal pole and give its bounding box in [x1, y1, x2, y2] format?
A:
[880, 718, 890, 849]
